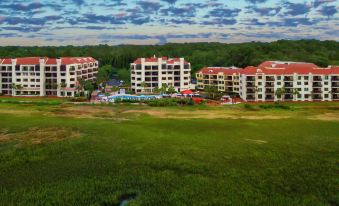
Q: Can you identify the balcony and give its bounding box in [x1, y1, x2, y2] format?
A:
[246, 77, 255, 81]
[246, 95, 255, 101]
[312, 89, 322, 93]
[332, 82, 339, 87]
[265, 95, 274, 101]
[246, 82, 255, 87]
[284, 76, 294, 81]
[265, 89, 274, 94]
[332, 88, 339, 93]
[332, 94, 339, 100]
[313, 82, 322, 87]
[265, 82, 274, 87]
[284, 94, 293, 100]
[331, 76, 339, 81]
[266, 76, 275, 81]
[312, 94, 322, 100]
[313, 76, 322, 81]
[246, 89, 255, 94]
[284, 82, 293, 87]
[285, 88, 293, 94]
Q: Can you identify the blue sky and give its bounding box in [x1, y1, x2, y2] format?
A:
[0, 0, 338, 45]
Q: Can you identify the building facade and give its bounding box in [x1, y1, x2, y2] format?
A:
[239, 61, 339, 102]
[196, 67, 240, 93]
[130, 57, 191, 93]
[196, 61, 339, 102]
[0, 57, 98, 97]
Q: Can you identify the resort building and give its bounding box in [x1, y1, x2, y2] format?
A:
[196, 61, 339, 102]
[239, 61, 339, 102]
[196, 67, 241, 93]
[0, 57, 98, 97]
[130, 56, 191, 93]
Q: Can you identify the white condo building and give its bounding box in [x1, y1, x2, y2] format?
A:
[130, 57, 191, 93]
[196, 61, 339, 102]
[0, 57, 98, 97]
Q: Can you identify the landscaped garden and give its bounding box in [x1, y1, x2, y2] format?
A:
[0, 101, 338, 206]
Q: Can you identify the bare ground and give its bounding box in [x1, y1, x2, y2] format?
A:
[0, 127, 81, 146]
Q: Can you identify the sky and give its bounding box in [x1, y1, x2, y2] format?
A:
[0, 0, 338, 46]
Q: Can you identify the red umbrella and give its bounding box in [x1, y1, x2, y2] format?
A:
[181, 90, 193, 95]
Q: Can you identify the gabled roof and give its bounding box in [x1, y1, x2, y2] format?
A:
[133, 57, 189, 64]
[198, 67, 241, 75]
[240, 65, 339, 75]
[0, 57, 98, 65]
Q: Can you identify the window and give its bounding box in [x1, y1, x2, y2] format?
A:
[304, 82, 308, 85]
[162, 77, 166, 80]
[298, 76, 302, 80]
[324, 76, 329, 80]
[16, 79, 21, 82]
[324, 82, 328, 85]
[304, 76, 309, 80]
[258, 76, 262, 79]
[305, 94, 309, 98]
[277, 76, 281, 80]
[298, 94, 302, 98]
[304, 88, 309, 91]
[258, 94, 262, 98]
[325, 94, 329, 98]
[297, 82, 301, 85]
[258, 82, 262, 85]
[277, 82, 281, 85]
[324, 88, 328, 91]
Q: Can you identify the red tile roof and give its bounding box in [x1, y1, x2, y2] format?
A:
[198, 67, 241, 75]
[133, 57, 189, 64]
[0, 57, 97, 65]
[240, 65, 339, 75]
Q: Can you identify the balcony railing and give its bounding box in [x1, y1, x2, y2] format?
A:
[332, 83, 339, 87]
[284, 77, 294, 81]
[247, 89, 255, 94]
[312, 89, 322, 93]
[331, 76, 339, 81]
[246, 83, 255, 87]
[284, 83, 293, 87]
[265, 82, 274, 87]
[266, 77, 275, 81]
[313, 83, 322, 87]
[265, 89, 274, 93]
[246, 77, 255, 81]
[313, 77, 322, 81]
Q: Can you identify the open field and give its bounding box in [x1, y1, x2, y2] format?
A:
[0, 101, 338, 205]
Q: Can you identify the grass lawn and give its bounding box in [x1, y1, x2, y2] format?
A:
[0, 101, 338, 206]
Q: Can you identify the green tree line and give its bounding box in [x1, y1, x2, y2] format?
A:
[0, 40, 338, 73]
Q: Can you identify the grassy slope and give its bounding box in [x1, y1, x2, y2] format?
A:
[0, 103, 338, 206]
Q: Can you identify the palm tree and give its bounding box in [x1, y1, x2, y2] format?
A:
[160, 83, 168, 94]
[59, 82, 67, 90]
[110, 86, 119, 94]
[153, 87, 160, 94]
[293, 88, 300, 101]
[140, 81, 147, 94]
[167, 86, 176, 94]
[255, 86, 260, 102]
[275, 87, 286, 102]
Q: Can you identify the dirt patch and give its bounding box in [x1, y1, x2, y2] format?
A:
[123, 109, 291, 120]
[245, 139, 268, 144]
[0, 127, 81, 146]
[307, 113, 339, 122]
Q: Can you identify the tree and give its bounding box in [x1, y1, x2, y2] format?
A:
[160, 83, 168, 94]
[275, 87, 286, 102]
[293, 88, 300, 101]
[96, 65, 113, 84]
[168, 86, 176, 94]
[140, 81, 147, 94]
[110, 86, 119, 93]
[204, 85, 218, 99]
[153, 87, 160, 94]
[59, 82, 67, 90]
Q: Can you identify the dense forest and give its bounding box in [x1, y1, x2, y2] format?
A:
[0, 40, 338, 73]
